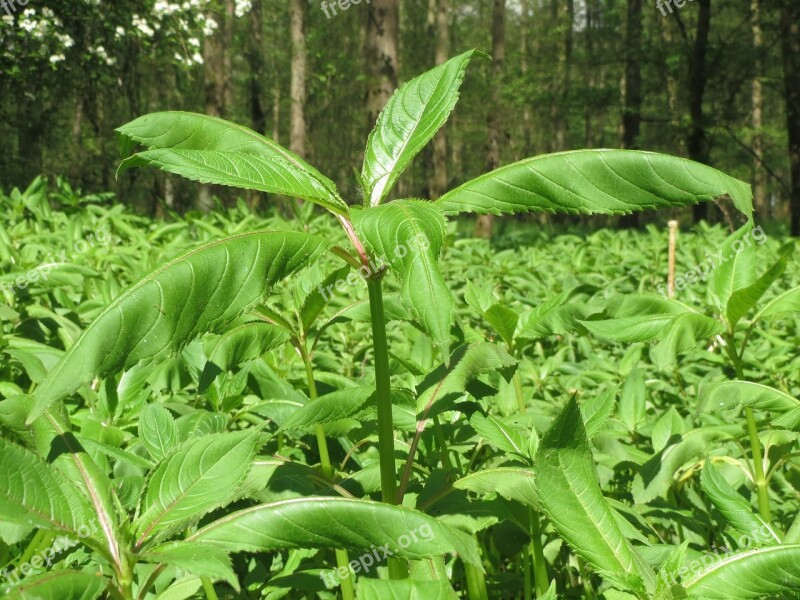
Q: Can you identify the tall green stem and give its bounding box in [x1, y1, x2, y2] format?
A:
[724, 333, 771, 521]
[366, 275, 407, 579]
[298, 344, 356, 600]
[512, 370, 550, 597]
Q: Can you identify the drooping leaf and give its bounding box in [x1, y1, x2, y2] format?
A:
[651, 313, 725, 370]
[700, 462, 781, 544]
[702, 381, 800, 414]
[453, 467, 537, 507]
[437, 150, 753, 220]
[483, 303, 519, 348]
[361, 51, 474, 207]
[353, 200, 454, 357]
[133, 428, 262, 548]
[683, 545, 800, 598]
[191, 496, 481, 566]
[30, 231, 328, 421]
[116, 112, 347, 215]
[534, 398, 655, 593]
[3, 570, 107, 600]
[753, 285, 800, 321]
[416, 343, 517, 417]
[619, 369, 646, 433]
[468, 412, 529, 460]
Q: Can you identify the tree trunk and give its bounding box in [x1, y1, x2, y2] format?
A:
[430, 0, 450, 199]
[289, 0, 306, 158]
[781, 0, 800, 236]
[520, 0, 532, 156]
[249, 0, 266, 135]
[687, 0, 711, 222]
[200, 0, 234, 211]
[554, 0, 573, 151]
[751, 0, 767, 220]
[475, 0, 505, 239]
[620, 0, 642, 228]
[365, 0, 399, 129]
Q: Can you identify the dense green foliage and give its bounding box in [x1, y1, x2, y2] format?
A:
[1, 51, 798, 600]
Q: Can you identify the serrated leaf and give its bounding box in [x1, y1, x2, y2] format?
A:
[683, 545, 800, 598]
[651, 313, 725, 370]
[353, 200, 453, 357]
[453, 467, 537, 507]
[31, 231, 327, 421]
[139, 404, 177, 461]
[468, 412, 528, 459]
[754, 285, 800, 321]
[619, 369, 646, 433]
[702, 381, 800, 414]
[700, 462, 780, 544]
[116, 112, 347, 215]
[144, 541, 240, 592]
[437, 150, 752, 220]
[707, 224, 758, 313]
[134, 428, 262, 548]
[483, 304, 518, 348]
[0, 438, 97, 535]
[534, 398, 655, 592]
[3, 571, 107, 600]
[361, 51, 474, 206]
[416, 343, 517, 417]
[191, 497, 481, 566]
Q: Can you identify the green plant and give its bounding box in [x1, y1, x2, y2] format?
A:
[7, 51, 797, 600]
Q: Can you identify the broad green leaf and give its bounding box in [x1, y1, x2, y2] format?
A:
[3, 571, 107, 600]
[468, 412, 528, 460]
[0, 438, 96, 535]
[299, 265, 351, 333]
[754, 285, 800, 321]
[416, 343, 516, 417]
[203, 323, 289, 372]
[191, 496, 481, 566]
[726, 243, 793, 330]
[683, 545, 800, 598]
[700, 463, 780, 544]
[134, 428, 262, 548]
[139, 404, 177, 461]
[199, 322, 290, 390]
[619, 369, 646, 432]
[483, 303, 518, 348]
[702, 381, 799, 414]
[651, 313, 725, 370]
[280, 387, 374, 431]
[582, 388, 617, 438]
[356, 579, 457, 600]
[651, 407, 685, 453]
[708, 224, 758, 313]
[453, 467, 537, 507]
[116, 112, 347, 215]
[437, 150, 753, 220]
[580, 294, 690, 342]
[353, 200, 453, 357]
[361, 51, 474, 207]
[30, 231, 328, 421]
[654, 541, 689, 600]
[155, 576, 202, 600]
[534, 398, 655, 592]
[632, 427, 735, 504]
[144, 541, 239, 591]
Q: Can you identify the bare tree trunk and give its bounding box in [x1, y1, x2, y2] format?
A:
[519, 0, 532, 156]
[686, 0, 711, 222]
[781, 0, 800, 235]
[752, 0, 767, 220]
[430, 0, 450, 198]
[620, 0, 642, 228]
[554, 0, 573, 151]
[583, 0, 595, 148]
[200, 0, 234, 211]
[290, 0, 306, 158]
[475, 0, 505, 239]
[272, 82, 281, 144]
[249, 0, 266, 135]
[365, 0, 399, 129]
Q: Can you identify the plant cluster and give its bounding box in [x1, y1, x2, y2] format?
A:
[0, 52, 798, 600]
